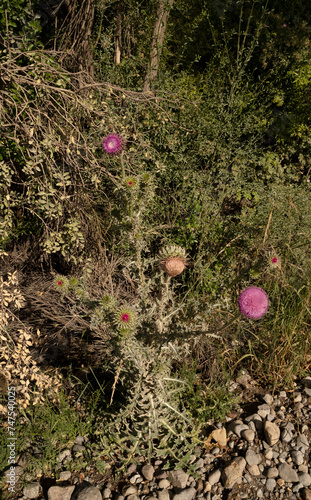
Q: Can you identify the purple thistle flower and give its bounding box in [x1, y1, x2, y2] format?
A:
[238, 286, 269, 320]
[102, 134, 126, 155]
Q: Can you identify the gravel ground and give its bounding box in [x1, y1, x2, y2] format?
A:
[2, 373, 311, 500]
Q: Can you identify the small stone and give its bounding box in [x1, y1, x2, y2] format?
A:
[244, 414, 263, 431]
[241, 429, 255, 443]
[127, 495, 139, 500]
[23, 482, 41, 499]
[266, 467, 278, 478]
[103, 487, 112, 498]
[158, 479, 170, 489]
[302, 488, 311, 500]
[245, 449, 262, 466]
[221, 457, 246, 489]
[208, 469, 221, 486]
[172, 487, 196, 500]
[158, 490, 170, 500]
[75, 436, 85, 445]
[264, 449, 273, 460]
[167, 470, 189, 489]
[123, 485, 138, 497]
[278, 463, 299, 482]
[130, 474, 143, 484]
[47, 485, 75, 500]
[58, 471, 71, 482]
[263, 394, 274, 405]
[127, 464, 137, 475]
[264, 421, 280, 446]
[299, 473, 311, 487]
[211, 428, 227, 447]
[281, 429, 293, 443]
[196, 478, 203, 492]
[247, 465, 260, 476]
[142, 465, 155, 481]
[76, 487, 102, 500]
[266, 478, 276, 491]
[57, 449, 72, 463]
[292, 450, 304, 466]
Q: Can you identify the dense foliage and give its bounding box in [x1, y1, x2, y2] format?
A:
[1, 0, 311, 480]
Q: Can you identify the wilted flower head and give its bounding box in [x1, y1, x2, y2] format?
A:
[158, 245, 187, 277]
[102, 134, 126, 155]
[53, 276, 69, 291]
[238, 286, 269, 320]
[114, 305, 137, 331]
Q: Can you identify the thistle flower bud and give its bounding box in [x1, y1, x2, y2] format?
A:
[114, 305, 137, 331]
[158, 245, 187, 277]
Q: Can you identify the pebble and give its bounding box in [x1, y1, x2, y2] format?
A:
[14, 377, 311, 500]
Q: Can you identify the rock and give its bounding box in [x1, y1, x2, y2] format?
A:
[299, 473, 311, 487]
[158, 479, 170, 489]
[264, 421, 280, 446]
[302, 489, 311, 500]
[247, 465, 260, 476]
[158, 491, 170, 500]
[23, 482, 41, 499]
[211, 428, 227, 447]
[59, 471, 72, 481]
[241, 429, 255, 443]
[208, 469, 221, 486]
[76, 486, 102, 500]
[142, 464, 155, 481]
[167, 470, 189, 489]
[245, 449, 262, 466]
[292, 450, 304, 465]
[103, 487, 112, 498]
[123, 485, 138, 497]
[266, 478, 276, 491]
[266, 467, 278, 478]
[75, 436, 85, 445]
[48, 485, 75, 500]
[278, 463, 299, 482]
[57, 449, 72, 464]
[221, 457, 246, 489]
[172, 487, 196, 500]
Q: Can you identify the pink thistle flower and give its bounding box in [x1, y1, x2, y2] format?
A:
[102, 134, 126, 155]
[114, 305, 137, 331]
[238, 286, 269, 320]
[53, 275, 69, 290]
[268, 252, 281, 270]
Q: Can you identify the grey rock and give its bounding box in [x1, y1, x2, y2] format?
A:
[76, 487, 102, 500]
[263, 394, 273, 405]
[302, 377, 311, 388]
[127, 495, 139, 500]
[292, 450, 304, 465]
[57, 449, 72, 463]
[228, 423, 250, 437]
[299, 473, 311, 487]
[266, 467, 278, 478]
[123, 486, 138, 497]
[278, 463, 299, 482]
[266, 478, 276, 491]
[130, 475, 143, 484]
[257, 404, 271, 419]
[244, 414, 263, 431]
[241, 429, 255, 443]
[302, 489, 311, 500]
[72, 444, 86, 453]
[48, 485, 75, 500]
[127, 464, 137, 475]
[158, 480, 170, 489]
[23, 482, 41, 499]
[221, 457, 246, 489]
[247, 464, 260, 476]
[208, 469, 221, 486]
[245, 449, 262, 466]
[59, 471, 72, 481]
[281, 429, 293, 443]
[172, 488, 196, 500]
[103, 488, 112, 498]
[167, 470, 189, 489]
[75, 436, 85, 445]
[142, 465, 155, 481]
[157, 491, 170, 500]
[264, 449, 273, 460]
[264, 421, 280, 446]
